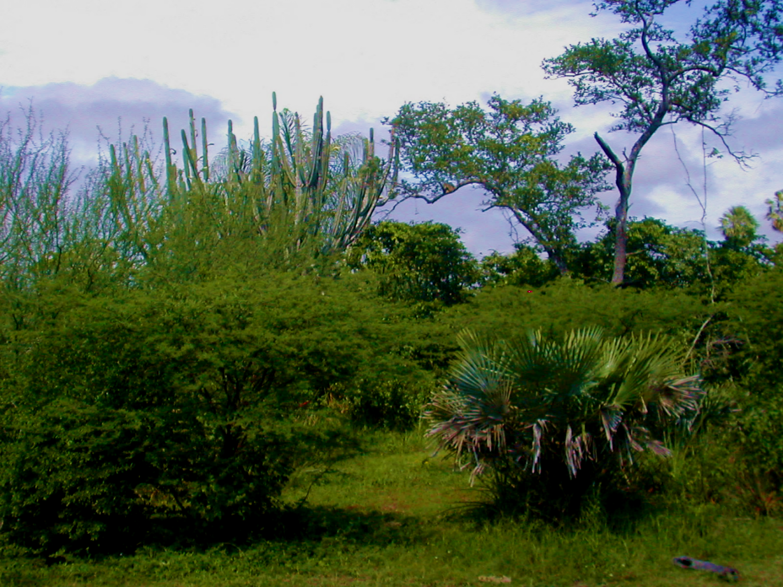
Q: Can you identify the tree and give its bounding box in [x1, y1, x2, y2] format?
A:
[543, 0, 783, 285]
[478, 244, 560, 288]
[766, 189, 783, 232]
[711, 206, 771, 292]
[570, 216, 710, 288]
[346, 220, 479, 308]
[386, 94, 611, 274]
[719, 205, 760, 248]
[569, 214, 769, 293]
[423, 327, 703, 521]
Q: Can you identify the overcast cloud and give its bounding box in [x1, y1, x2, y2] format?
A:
[1, 0, 781, 258]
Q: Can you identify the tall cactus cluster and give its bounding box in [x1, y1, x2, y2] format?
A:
[86, 93, 398, 284]
[156, 92, 398, 260]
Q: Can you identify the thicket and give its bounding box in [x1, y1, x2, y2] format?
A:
[0, 101, 441, 558]
[0, 264, 447, 553]
[0, 90, 781, 563]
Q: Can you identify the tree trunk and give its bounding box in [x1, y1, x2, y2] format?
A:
[594, 132, 633, 286]
[611, 188, 630, 285]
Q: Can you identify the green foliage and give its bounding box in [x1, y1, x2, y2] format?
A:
[441, 276, 712, 350]
[719, 205, 761, 249]
[423, 326, 703, 523]
[567, 215, 771, 296]
[725, 388, 783, 515]
[0, 400, 151, 555]
[767, 189, 783, 232]
[339, 377, 437, 432]
[570, 217, 709, 288]
[723, 266, 783, 392]
[478, 243, 560, 288]
[346, 220, 479, 311]
[0, 269, 430, 555]
[0, 95, 398, 298]
[6, 424, 783, 587]
[0, 103, 107, 293]
[160, 97, 396, 263]
[543, 0, 783, 130]
[712, 266, 783, 509]
[542, 0, 783, 284]
[386, 94, 611, 272]
[709, 244, 771, 294]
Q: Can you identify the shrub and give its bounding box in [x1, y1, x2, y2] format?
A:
[441, 276, 712, 347]
[0, 269, 427, 555]
[423, 327, 704, 524]
[709, 267, 783, 514]
[341, 376, 437, 431]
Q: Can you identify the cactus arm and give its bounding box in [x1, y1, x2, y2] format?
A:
[252, 116, 262, 184]
[181, 129, 194, 191]
[163, 117, 176, 198]
[201, 117, 209, 183]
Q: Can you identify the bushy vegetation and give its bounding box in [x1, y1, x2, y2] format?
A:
[0, 270, 441, 556]
[2, 2, 783, 577]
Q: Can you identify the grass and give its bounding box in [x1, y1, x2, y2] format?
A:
[2, 425, 783, 587]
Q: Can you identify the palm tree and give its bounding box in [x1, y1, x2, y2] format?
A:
[766, 190, 783, 233]
[719, 206, 760, 249]
[423, 327, 703, 521]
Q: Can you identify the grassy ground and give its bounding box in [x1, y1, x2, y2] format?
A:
[2, 426, 782, 587]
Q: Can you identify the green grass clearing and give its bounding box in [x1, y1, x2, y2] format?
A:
[2, 427, 782, 587]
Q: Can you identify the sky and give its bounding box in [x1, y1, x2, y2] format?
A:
[1, 0, 781, 258]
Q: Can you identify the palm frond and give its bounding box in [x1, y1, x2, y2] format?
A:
[425, 325, 704, 489]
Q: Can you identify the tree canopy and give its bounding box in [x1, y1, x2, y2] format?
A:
[346, 220, 479, 309]
[386, 94, 611, 273]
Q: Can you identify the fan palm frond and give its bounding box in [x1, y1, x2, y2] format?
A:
[424, 326, 704, 484]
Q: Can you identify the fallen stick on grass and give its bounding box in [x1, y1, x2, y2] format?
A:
[673, 556, 740, 582]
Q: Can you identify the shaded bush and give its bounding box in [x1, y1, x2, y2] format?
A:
[441, 276, 713, 349]
[0, 269, 430, 555]
[712, 267, 783, 514]
[341, 377, 437, 431]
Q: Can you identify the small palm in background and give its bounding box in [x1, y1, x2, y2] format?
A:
[423, 327, 704, 524]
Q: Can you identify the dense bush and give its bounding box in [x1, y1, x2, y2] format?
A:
[440, 276, 713, 349]
[714, 267, 783, 512]
[346, 220, 480, 313]
[479, 243, 560, 288]
[0, 268, 433, 555]
[566, 217, 710, 289]
[340, 376, 437, 431]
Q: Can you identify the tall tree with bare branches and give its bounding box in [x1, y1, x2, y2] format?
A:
[543, 0, 783, 284]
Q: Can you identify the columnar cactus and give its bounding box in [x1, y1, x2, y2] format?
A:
[96, 93, 397, 276]
[160, 93, 398, 256]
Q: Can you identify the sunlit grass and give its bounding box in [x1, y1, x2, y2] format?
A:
[2, 425, 783, 587]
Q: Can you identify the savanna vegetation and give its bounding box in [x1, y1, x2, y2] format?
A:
[2, 1, 783, 585]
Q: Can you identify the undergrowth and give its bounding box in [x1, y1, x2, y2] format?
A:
[1, 424, 782, 587]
